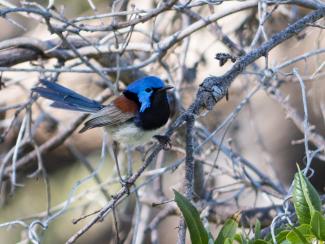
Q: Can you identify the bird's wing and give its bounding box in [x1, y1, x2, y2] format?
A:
[79, 95, 138, 133]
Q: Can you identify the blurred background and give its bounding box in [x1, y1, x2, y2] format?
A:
[0, 0, 324, 243]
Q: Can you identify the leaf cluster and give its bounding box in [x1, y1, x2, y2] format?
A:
[174, 167, 325, 244]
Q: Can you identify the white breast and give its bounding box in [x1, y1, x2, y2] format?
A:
[105, 122, 161, 147]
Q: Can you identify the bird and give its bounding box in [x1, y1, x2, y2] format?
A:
[33, 76, 173, 187]
[32, 76, 173, 147]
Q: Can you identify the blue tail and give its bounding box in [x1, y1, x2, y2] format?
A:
[32, 79, 104, 113]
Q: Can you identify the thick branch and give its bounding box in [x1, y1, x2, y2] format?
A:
[177, 114, 195, 244]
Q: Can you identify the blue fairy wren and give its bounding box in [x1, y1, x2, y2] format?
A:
[32, 76, 173, 147]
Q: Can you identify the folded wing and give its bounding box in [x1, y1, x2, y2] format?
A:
[79, 95, 138, 133]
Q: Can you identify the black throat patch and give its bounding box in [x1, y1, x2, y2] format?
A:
[124, 90, 170, 130]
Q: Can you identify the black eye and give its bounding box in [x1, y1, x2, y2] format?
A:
[145, 88, 152, 93]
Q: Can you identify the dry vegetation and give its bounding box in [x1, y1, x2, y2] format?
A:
[0, 0, 324, 243]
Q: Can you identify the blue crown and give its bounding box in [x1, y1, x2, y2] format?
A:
[125, 76, 165, 113]
[126, 76, 165, 93]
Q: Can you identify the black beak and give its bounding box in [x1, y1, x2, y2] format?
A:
[158, 85, 174, 93]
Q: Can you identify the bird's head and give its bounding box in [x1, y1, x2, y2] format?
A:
[124, 76, 173, 112]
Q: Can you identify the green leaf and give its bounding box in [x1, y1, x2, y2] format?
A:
[252, 240, 269, 244]
[254, 219, 261, 240]
[286, 224, 314, 244]
[173, 190, 209, 244]
[234, 233, 244, 244]
[224, 238, 232, 244]
[275, 230, 290, 243]
[292, 167, 321, 224]
[279, 241, 290, 244]
[215, 218, 238, 244]
[310, 210, 325, 240]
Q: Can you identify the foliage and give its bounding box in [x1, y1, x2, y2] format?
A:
[174, 167, 325, 244]
[174, 190, 209, 244]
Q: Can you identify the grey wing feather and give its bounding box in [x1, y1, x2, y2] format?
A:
[79, 105, 135, 133]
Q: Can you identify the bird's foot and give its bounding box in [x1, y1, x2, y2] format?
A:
[119, 178, 132, 195]
[153, 135, 172, 150]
